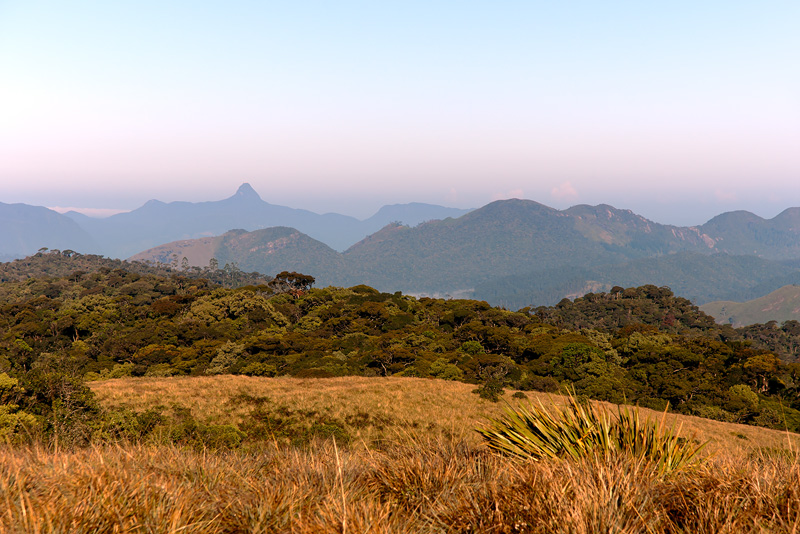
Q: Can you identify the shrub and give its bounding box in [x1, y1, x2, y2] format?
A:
[727, 384, 759, 413]
[521, 375, 560, 393]
[240, 362, 277, 377]
[477, 394, 705, 476]
[197, 424, 245, 449]
[205, 341, 245, 375]
[473, 382, 504, 402]
[692, 404, 736, 423]
[429, 358, 464, 381]
[0, 404, 38, 442]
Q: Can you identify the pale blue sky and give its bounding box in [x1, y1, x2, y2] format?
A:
[1, 1, 798, 223]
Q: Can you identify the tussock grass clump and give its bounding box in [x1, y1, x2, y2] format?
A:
[478, 394, 705, 475]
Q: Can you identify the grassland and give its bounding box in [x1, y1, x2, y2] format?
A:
[2, 375, 800, 533]
[91, 375, 800, 454]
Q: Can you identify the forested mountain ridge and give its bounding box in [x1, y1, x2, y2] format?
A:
[7, 186, 800, 266]
[129, 227, 347, 284]
[131, 199, 800, 307]
[564, 203, 714, 252]
[3, 253, 800, 434]
[135, 198, 711, 293]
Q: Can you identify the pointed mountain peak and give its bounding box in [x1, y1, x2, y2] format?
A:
[233, 183, 262, 201]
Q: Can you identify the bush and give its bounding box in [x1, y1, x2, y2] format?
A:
[521, 375, 560, 393]
[197, 424, 246, 449]
[478, 394, 705, 476]
[473, 381, 504, 402]
[18, 367, 100, 447]
[240, 362, 277, 377]
[0, 404, 38, 442]
[96, 407, 165, 442]
[429, 358, 464, 381]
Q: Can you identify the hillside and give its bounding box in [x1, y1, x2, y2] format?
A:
[130, 227, 346, 284]
[4, 253, 800, 435]
[702, 285, 800, 327]
[90, 375, 800, 455]
[4, 374, 800, 533]
[4, 256, 800, 531]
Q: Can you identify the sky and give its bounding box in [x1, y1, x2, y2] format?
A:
[1, 1, 798, 224]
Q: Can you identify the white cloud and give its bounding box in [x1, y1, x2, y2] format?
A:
[550, 181, 578, 200]
[714, 189, 737, 203]
[444, 187, 460, 203]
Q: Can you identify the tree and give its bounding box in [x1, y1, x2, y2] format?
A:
[743, 353, 781, 393]
[269, 271, 315, 296]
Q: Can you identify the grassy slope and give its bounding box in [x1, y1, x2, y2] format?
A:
[90, 375, 800, 455]
[702, 284, 800, 326]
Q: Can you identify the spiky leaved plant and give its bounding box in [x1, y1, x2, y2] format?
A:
[477, 394, 705, 476]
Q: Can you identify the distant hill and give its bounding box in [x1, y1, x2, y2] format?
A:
[340, 199, 652, 293]
[0, 249, 271, 288]
[701, 285, 800, 326]
[130, 226, 346, 284]
[699, 208, 800, 259]
[0, 202, 97, 259]
[68, 183, 472, 258]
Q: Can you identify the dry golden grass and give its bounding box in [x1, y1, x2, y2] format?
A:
[1, 437, 800, 533]
[91, 375, 800, 455]
[2, 376, 799, 532]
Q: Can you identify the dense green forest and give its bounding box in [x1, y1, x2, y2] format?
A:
[3, 250, 800, 443]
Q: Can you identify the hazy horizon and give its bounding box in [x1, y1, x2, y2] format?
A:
[2, 1, 798, 226]
[25, 181, 800, 229]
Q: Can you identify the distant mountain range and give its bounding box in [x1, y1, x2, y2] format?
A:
[7, 184, 800, 311]
[129, 197, 800, 308]
[66, 183, 472, 257]
[1, 183, 471, 259]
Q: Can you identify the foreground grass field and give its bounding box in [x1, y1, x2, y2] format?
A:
[1, 376, 799, 533]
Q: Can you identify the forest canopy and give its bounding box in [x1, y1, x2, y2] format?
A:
[2, 251, 800, 439]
